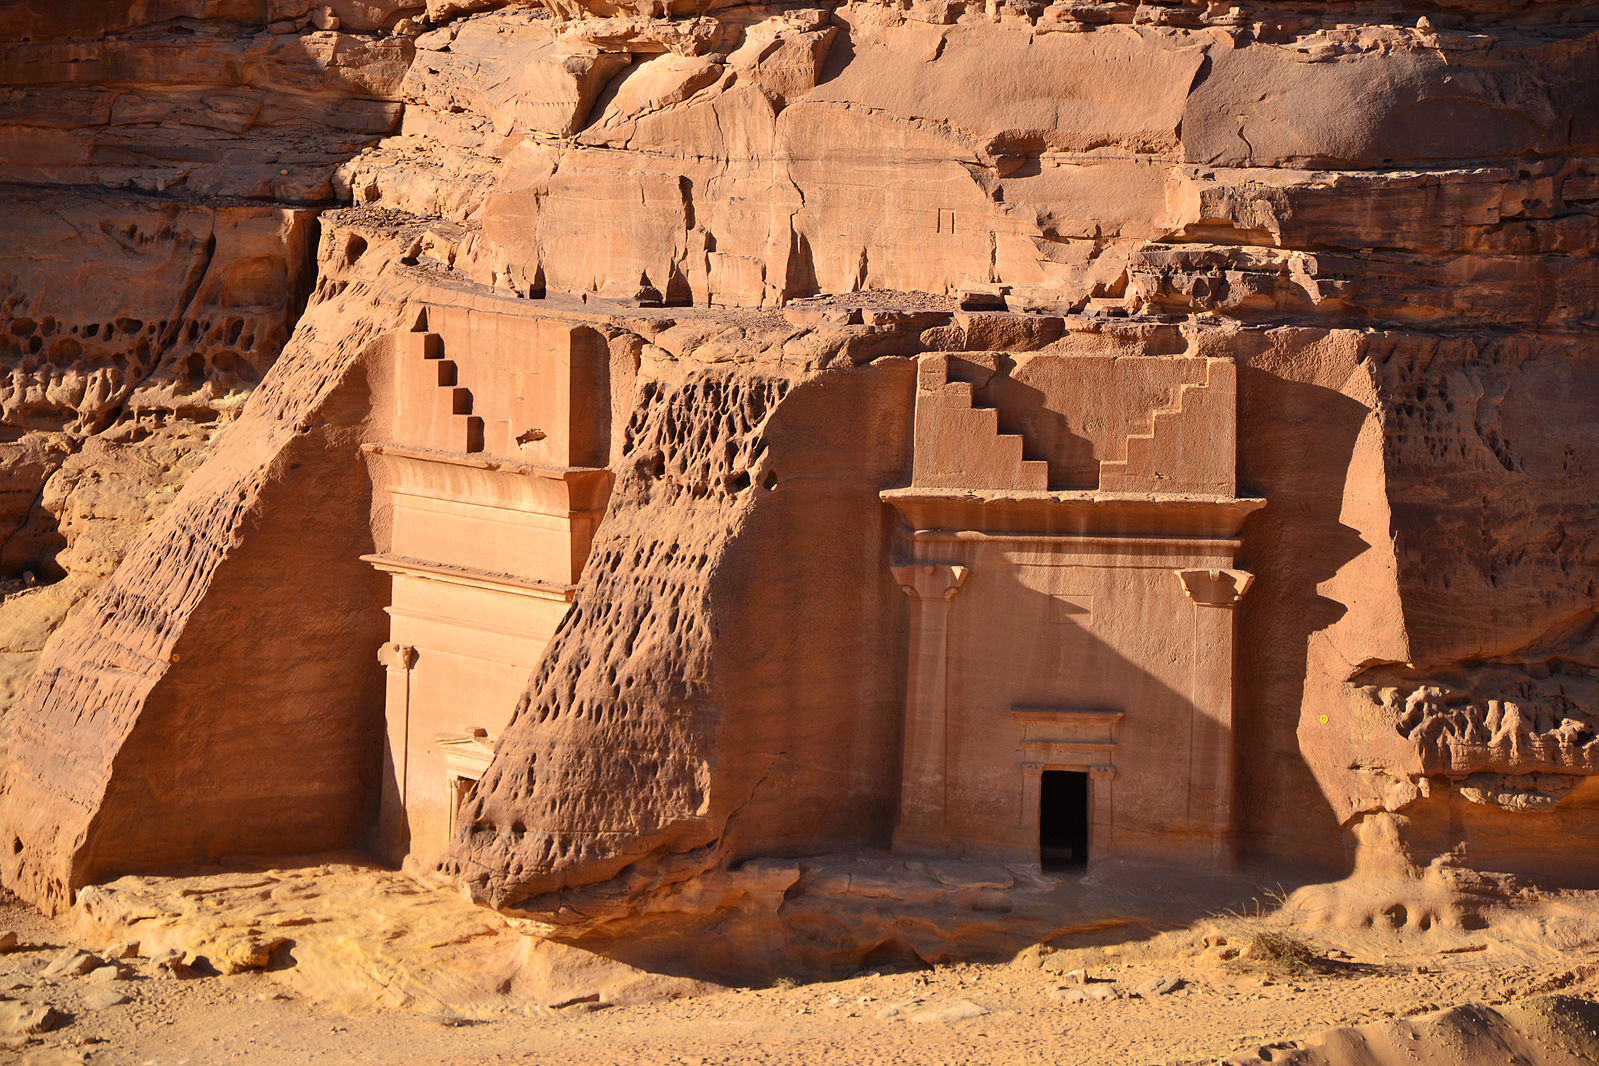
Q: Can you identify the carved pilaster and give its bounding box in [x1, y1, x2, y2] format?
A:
[891, 562, 968, 850]
[377, 642, 417, 862]
[1174, 569, 1252, 840]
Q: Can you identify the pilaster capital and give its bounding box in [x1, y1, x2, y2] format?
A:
[1175, 568, 1254, 607]
[891, 562, 969, 602]
[378, 642, 417, 671]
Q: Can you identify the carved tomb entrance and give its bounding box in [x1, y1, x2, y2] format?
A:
[886, 350, 1261, 870]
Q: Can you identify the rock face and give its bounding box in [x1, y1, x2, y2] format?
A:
[0, 222, 420, 912]
[68, 858, 715, 1011]
[1223, 998, 1599, 1066]
[0, 0, 412, 759]
[0, 0, 1596, 977]
[442, 335, 914, 916]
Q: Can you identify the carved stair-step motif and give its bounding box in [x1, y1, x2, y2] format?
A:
[911, 355, 1048, 491]
[1097, 358, 1232, 494]
[397, 330, 484, 454]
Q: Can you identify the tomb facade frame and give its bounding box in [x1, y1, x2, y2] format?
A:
[884, 349, 1263, 869]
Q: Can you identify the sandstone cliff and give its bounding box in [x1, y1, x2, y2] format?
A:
[0, 0, 408, 752]
[0, 0, 1594, 975]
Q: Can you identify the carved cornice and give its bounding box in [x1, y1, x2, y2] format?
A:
[360, 443, 614, 514]
[363, 553, 576, 603]
[882, 487, 1264, 540]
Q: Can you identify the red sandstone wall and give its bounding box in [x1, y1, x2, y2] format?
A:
[0, 0, 418, 771]
[1, 0, 1596, 924]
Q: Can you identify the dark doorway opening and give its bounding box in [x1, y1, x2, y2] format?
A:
[1040, 770, 1089, 871]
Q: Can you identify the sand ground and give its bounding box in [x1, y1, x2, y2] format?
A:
[4, 869, 1599, 1066]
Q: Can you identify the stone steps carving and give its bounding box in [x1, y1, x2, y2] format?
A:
[947, 380, 1052, 488]
[398, 330, 484, 454]
[911, 357, 1048, 491]
[1097, 358, 1231, 494]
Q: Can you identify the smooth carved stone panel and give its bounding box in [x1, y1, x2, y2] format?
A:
[914, 353, 1235, 495]
[940, 540, 1247, 858]
[363, 307, 615, 868]
[889, 345, 1255, 865]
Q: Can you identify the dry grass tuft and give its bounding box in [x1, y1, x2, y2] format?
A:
[1241, 932, 1320, 977]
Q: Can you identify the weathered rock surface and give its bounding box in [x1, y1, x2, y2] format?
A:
[0, 1001, 61, 1035]
[0, 3, 418, 765]
[0, 8, 412, 200]
[0, 420, 221, 740]
[1222, 997, 1599, 1066]
[0, 190, 319, 430]
[0, 0, 1596, 984]
[0, 217, 426, 912]
[70, 857, 713, 1013]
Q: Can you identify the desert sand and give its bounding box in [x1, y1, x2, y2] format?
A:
[5, 859, 1599, 1065]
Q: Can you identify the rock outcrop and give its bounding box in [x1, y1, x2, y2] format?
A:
[442, 331, 913, 918]
[0, 0, 1595, 977]
[0, 219, 421, 912]
[1224, 997, 1599, 1066]
[0, 0, 414, 750]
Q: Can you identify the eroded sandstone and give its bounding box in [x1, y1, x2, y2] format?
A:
[0, 0, 1595, 988]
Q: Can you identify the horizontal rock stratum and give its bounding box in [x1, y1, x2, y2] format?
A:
[0, 0, 1595, 974]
